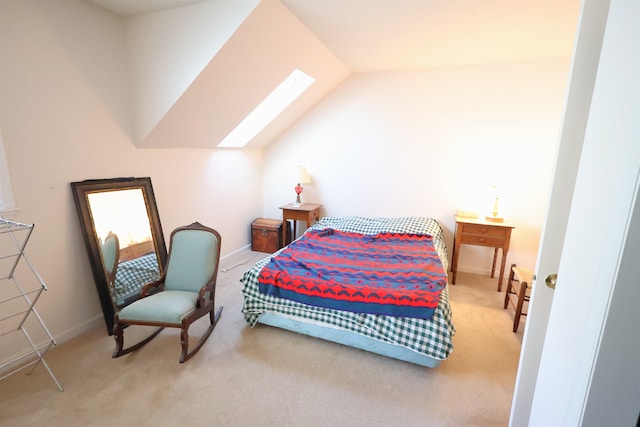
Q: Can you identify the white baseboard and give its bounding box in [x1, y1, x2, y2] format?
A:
[220, 246, 264, 273]
[220, 244, 251, 264]
[0, 314, 104, 372]
[455, 266, 493, 276]
[54, 314, 104, 345]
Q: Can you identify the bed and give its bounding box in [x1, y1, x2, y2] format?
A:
[241, 216, 455, 367]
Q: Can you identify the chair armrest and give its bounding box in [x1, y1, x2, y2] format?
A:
[197, 281, 215, 307]
[140, 279, 164, 298]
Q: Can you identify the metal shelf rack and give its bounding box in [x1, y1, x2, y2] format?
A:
[0, 218, 62, 391]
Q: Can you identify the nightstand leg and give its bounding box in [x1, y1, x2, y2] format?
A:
[498, 250, 508, 292]
[282, 218, 292, 248]
[491, 248, 498, 278]
[451, 242, 460, 284]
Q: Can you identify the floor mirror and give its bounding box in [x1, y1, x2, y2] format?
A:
[71, 177, 167, 334]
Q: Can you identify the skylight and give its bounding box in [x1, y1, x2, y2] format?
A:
[217, 69, 315, 148]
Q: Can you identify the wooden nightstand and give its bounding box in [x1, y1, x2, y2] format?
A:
[451, 215, 515, 291]
[279, 203, 322, 247]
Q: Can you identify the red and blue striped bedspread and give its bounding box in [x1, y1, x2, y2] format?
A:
[258, 228, 447, 319]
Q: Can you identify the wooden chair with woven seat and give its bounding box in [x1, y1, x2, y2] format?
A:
[112, 222, 223, 363]
[504, 263, 534, 332]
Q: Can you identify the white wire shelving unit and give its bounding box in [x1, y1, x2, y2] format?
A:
[0, 218, 62, 391]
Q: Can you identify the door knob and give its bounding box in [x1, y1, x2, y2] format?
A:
[545, 274, 557, 289]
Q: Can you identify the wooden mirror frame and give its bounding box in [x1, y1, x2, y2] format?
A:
[71, 177, 167, 334]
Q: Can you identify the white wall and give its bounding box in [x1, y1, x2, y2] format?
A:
[263, 61, 571, 271]
[0, 127, 16, 210]
[0, 0, 263, 352]
[125, 0, 259, 143]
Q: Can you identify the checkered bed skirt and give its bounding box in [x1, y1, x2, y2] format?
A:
[241, 217, 455, 361]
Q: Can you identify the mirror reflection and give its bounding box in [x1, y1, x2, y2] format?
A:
[89, 189, 160, 307]
[71, 177, 167, 335]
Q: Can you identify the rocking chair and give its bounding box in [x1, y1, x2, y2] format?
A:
[112, 222, 223, 363]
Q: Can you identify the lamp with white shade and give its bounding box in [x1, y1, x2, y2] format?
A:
[293, 165, 310, 207]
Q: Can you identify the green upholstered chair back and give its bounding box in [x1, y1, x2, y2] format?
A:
[163, 227, 220, 293]
[102, 231, 119, 280]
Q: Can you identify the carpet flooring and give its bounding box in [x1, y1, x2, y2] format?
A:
[0, 251, 525, 426]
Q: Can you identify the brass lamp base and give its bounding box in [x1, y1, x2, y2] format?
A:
[485, 215, 504, 223]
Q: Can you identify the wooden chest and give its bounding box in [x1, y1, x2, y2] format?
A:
[251, 218, 291, 253]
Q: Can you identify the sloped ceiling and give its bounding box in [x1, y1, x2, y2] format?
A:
[84, 0, 581, 149]
[138, 0, 348, 149]
[282, 0, 581, 72]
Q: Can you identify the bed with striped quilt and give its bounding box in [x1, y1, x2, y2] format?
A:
[241, 216, 455, 367]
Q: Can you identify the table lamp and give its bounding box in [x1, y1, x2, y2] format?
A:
[485, 184, 504, 222]
[293, 165, 310, 207]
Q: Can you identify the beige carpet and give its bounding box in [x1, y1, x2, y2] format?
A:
[0, 252, 525, 427]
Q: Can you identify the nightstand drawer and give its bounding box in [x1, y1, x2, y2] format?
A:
[285, 209, 319, 222]
[460, 233, 506, 247]
[460, 223, 508, 237]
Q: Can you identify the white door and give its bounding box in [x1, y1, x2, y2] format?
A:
[512, 1, 640, 425]
[508, 1, 610, 425]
